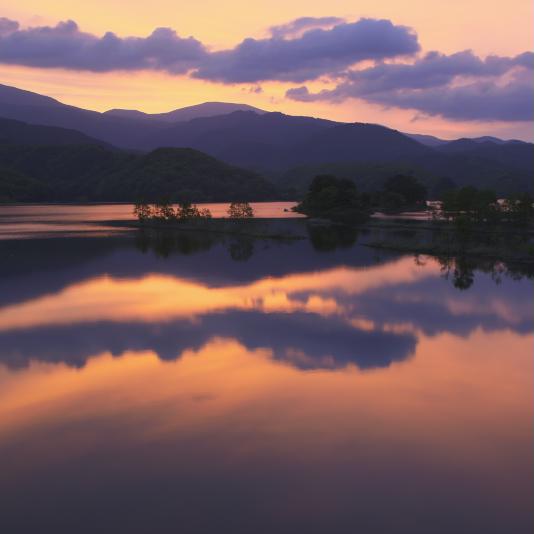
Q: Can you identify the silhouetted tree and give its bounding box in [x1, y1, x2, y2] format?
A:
[384, 175, 427, 205]
[133, 201, 153, 222]
[228, 201, 254, 218]
[297, 175, 370, 224]
[442, 186, 500, 223]
[380, 191, 405, 213]
[503, 193, 534, 225]
[153, 197, 176, 221]
[177, 201, 212, 220]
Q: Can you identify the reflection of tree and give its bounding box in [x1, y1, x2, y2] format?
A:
[228, 238, 255, 262]
[434, 254, 532, 291]
[452, 259, 475, 291]
[134, 229, 259, 262]
[135, 229, 216, 258]
[307, 224, 359, 251]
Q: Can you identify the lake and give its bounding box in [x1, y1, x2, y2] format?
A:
[0, 212, 532, 533]
[0, 202, 303, 239]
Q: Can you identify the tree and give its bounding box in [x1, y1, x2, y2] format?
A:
[381, 191, 405, 213]
[442, 187, 499, 223]
[384, 174, 427, 205]
[198, 208, 213, 219]
[153, 197, 176, 220]
[177, 201, 200, 219]
[227, 201, 254, 218]
[133, 201, 153, 222]
[296, 175, 370, 224]
[503, 193, 534, 225]
[177, 201, 212, 220]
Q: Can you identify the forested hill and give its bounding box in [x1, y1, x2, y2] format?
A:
[0, 117, 109, 147]
[0, 124, 277, 203]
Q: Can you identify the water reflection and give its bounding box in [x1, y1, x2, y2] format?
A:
[0, 231, 532, 533]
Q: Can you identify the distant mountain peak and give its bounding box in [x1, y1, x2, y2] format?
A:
[103, 101, 266, 123]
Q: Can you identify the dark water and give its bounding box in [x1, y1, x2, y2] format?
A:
[0, 226, 532, 533]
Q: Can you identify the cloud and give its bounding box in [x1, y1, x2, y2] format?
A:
[287, 50, 534, 121]
[0, 17, 419, 83]
[2, 16, 531, 122]
[0, 18, 207, 73]
[269, 16, 346, 38]
[0, 17, 19, 35]
[193, 18, 420, 83]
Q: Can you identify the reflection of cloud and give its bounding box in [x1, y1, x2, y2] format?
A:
[0, 256, 436, 332]
[0, 331, 532, 534]
[350, 273, 534, 337]
[0, 311, 417, 371]
[0, 253, 531, 376]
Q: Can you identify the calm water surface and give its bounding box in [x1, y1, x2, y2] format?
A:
[0, 202, 302, 239]
[0, 221, 532, 533]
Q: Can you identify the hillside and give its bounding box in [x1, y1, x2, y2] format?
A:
[94, 147, 277, 201]
[0, 139, 277, 204]
[0, 117, 109, 147]
[279, 147, 533, 197]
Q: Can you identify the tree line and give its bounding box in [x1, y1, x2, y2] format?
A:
[297, 174, 534, 226]
[134, 199, 254, 222]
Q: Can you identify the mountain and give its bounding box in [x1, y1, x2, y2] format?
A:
[142, 110, 336, 168]
[0, 83, 532, 198]
[433, 138, 532, 173]
[141, 111, 430, 170]
[0, 83, 166, 148]
[104, 102, 266, 122]
[405, 133, 449, 147]
[470, 136, 523, 145]
[0, 117, 109, 147]
[290, 123, 430, 166]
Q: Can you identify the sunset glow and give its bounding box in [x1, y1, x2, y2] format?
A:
[1, 0, 532, 139]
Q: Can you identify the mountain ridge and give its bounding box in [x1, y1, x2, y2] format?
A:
[104, 102, 266, 123]
[0, 83, 532, 198]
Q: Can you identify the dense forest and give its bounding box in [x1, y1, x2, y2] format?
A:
[0, 144, 277, 202]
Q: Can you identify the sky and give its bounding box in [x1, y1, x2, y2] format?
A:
[0, 0, 533, 140]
